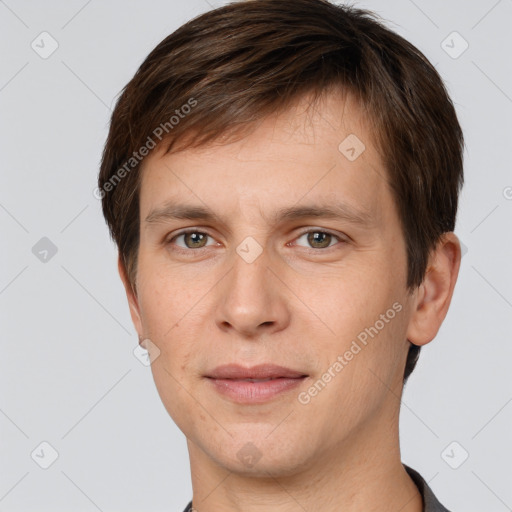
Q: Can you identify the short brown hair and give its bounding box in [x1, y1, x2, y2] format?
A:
[98, 0, 464, 383]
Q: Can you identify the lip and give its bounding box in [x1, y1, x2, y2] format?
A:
[205, 364, 308, 404]
[206, 364, 307, 380]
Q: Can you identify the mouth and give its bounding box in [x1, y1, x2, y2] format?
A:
[205, 364, 308, 403]
[206, 363, 308, 380]
[229, 377, 293, 382]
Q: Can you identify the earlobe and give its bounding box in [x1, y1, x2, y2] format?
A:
[406, 233, 461, 347]
[117, 254, 143, 339]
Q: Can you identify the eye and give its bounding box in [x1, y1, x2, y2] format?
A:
[169, 230, 217, 249]
[293, 230, 344, 249]
[166, 228, 345, 253]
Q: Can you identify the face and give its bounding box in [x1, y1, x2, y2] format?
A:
[123, 91, 421, 477]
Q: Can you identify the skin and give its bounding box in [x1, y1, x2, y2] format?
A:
[118, 90, 461, 512]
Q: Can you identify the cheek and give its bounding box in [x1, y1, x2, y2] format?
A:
[306, 300, 408, 428]
[136, 258, 201, 335]
[138, 271, 202, 428]
[304, 257, 401, 332]
[149, 354, 200, 436]
[301, 256, 409, 392]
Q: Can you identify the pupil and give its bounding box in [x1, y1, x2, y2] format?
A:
[308, 232, 330, 248]
[186, 232, 205, 248]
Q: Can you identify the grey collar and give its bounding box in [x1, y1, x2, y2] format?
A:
[404, 464, 452, 512]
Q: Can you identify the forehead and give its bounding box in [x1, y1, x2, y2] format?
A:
[138, 90, 391, 223]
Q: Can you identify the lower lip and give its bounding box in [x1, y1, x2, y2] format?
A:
[207, 377, 307, 404]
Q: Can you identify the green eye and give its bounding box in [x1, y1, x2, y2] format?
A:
[295, 230, 341, 249]
[172, 231, 214, 249]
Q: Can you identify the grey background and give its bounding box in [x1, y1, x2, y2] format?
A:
[1, 0, 511, 511]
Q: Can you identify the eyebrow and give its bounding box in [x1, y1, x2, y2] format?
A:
[144, 201, 374, 228]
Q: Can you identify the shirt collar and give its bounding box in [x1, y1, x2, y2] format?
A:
[404, 464, 452, 512]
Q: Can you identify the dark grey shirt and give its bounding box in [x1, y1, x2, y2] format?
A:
[404, 464, 452, 512]
[182, 464, 451, 511]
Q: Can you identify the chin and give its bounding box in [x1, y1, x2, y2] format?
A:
[204, 432, 316, 478]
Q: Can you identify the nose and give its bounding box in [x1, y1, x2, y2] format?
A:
[215, 244, 291, 338]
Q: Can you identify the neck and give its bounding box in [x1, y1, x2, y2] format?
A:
[186, 400, 422, 512]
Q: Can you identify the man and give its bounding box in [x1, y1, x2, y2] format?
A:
[98, 1, 463, 510]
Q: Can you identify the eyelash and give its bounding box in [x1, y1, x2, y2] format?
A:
[165, 228, 347, 254]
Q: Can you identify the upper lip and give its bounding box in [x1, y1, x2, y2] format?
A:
[206, 364, 308, 380]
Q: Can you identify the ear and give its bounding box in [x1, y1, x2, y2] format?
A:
[406, 232, 461, 346]
[117, 254, 143, 342]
